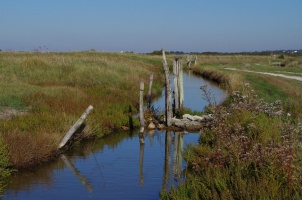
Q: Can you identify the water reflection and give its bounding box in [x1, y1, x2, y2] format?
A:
[3, 71, 226, 200]
[61, 155, 93, 192]
[4, 130, 201, 200]
[173, 132, 183, 181]
[139, 132, 144, 186]
[162, 131, 172, 191]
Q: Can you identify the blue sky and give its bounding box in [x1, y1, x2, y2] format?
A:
[0, 0, 301, 53]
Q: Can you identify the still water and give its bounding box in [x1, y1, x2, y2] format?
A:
[3, 71, 226, 200]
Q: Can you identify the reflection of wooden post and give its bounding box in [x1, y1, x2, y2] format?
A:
[61, 155, 93, 192]
[139, 82, 145, 132]
[162, 49, 172, 126]
[173, 132, 180, 179]
[147, 73, 153, 108]
[139, 132, 145, 186]
[173, 132, 183, 180]
[162, 131, 172, 191]
[58, 105, 93, 149]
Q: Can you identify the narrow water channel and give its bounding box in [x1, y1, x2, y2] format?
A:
[2, 71, 226, 200]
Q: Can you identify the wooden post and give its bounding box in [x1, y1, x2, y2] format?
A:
[194, 55, 197, 65]
[179, 60, 184, 108]
[139, 81, 145, 132]
[162, 49, 172, 127]
[147, 73, 153, 108]
[58, 105, 93, 149]
[173, 59, 180, 111]
[187, 55, 192, 68]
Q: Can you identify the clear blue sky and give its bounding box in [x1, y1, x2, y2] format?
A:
[1, 0, 301, 53]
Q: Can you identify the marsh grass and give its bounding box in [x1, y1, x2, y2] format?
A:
[0, 51, 163, 168]
[191, 55, 302, 118]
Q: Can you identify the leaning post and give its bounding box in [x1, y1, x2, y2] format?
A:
[58, 105, 93, 149]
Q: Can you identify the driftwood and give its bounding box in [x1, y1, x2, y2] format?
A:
[58, 105, 93, 149]
[170, 114, 214, 130]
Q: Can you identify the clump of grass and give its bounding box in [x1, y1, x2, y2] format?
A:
[162, 85, 302, 199]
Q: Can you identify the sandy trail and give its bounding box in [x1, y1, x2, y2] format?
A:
[225, 68, 302, 82]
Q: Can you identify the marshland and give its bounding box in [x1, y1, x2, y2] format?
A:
[0, 51, 302, 199]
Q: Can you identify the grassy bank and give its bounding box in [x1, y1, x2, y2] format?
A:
[162, 54, 302, 199]
[0, 51, 163, 171]
[192, 54, 302, 118]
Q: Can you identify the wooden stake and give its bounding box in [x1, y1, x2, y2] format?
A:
[179, 60, 184, 108]
[162, 49, 172, 127]
[173, 60, 180, 110]
[139, 81, 145, 131]
[58, 105, 93, 149]
[147, 73, 153, 108]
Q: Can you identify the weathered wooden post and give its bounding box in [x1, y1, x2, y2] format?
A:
[139, 81, 145, 185]
[173, 60, 179, 111]
[194, 55, 197, 65]
[187, 55, 192, 68]
[162, 49, 172, 127]
[139, 82, 145, 132]
[58, 105, 93, 149]
[173, 57, 182, 111]
[147, 73, 153, 109]
[179, 60, 184, 108]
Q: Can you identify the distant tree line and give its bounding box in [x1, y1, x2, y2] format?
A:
[147, 49, 302, 56]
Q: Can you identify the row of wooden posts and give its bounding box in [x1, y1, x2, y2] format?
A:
[59, 49, 191, 149]
[139, 49, 185, 130]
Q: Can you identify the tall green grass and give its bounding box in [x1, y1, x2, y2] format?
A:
[0, 51, 163, 168]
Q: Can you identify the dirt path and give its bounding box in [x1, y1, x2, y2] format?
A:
[225, 68, 302, 82]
